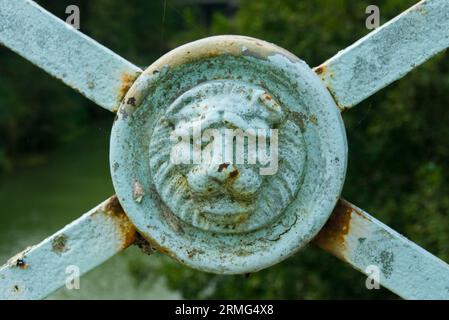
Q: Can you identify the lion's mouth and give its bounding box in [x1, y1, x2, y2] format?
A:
[198, 197, 254, 225]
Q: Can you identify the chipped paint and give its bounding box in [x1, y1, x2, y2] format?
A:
[15, 259, 28, 270]
[6, 247, 32, 269]
[313, 199, 449, 299]
[110, 35, 347, 274]
[117, 72, 140, 106]
[143, 36, 300, 77]
[0, 0, 142, 112]
[51, 234, 69, 254]
[132, 181, 145, 203]
[314, 65, 327, 75]
[0, 196, 137, 299]
[314, 0, 449, 110]
[101, 195, 137, 249]
[2, 0, 448, 300]
[133, 233, 156, 255]
[313, 199, 352, 259]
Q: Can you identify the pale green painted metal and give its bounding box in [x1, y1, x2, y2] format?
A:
[314, 200, 449, 300]
[0, 0, 142, 112]
[1, 0, 449, 300]
[315, 0, 449, 110]
[0, 197, 136, 300]
[110, 36, 348, 274]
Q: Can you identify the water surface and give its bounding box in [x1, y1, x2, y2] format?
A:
[0, 122, 180, 299]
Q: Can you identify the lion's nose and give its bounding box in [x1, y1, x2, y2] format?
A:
[186, 163, 262, 198]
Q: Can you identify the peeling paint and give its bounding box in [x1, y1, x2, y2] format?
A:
[132, 180, 145, 203]
[15, 259, 27, 270]
[0, 0, 448, 299]
[101, 196, 137, 249]
[313, 199, 352, 258]
[313, 0, 449, 109]
[133, 232, 156, 255]
[110, 35, 347, 274]
[51, 234, 69, 254]
[0, 196, 138, 299]
[313, 199, 449, 299]
[118, 72, 140, 105]
[0, 0, 142, 112]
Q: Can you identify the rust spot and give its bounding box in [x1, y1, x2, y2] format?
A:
[103, 195, 124, 216]
[134, 232, 156, 255]
[204, 48, 220, 59]
[218, 163, 230, 172]
[119, 224, 137, 249]
[313, 199, 352, 258]
[101, 196, 137, 249]
[132, 230, 183, 262]
[314, 67, 342, 112]
[314, 65, 327, 75]
[229, 168, 239, 178]
[350, 204, 371, 221]
[52, 234, 69, 254]
[127, 97, 137, 106]
[7, 247, 32, 269]
[118, 72, 139, 103]
[16, 258, 27, 269]
[338, 105, 351, 113]
[156, 245, 177, 258]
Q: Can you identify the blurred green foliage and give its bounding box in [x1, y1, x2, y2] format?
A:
[1, 0, 449, 299]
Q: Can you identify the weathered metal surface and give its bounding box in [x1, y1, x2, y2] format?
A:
[314, 199, 449, 300]
[0, 0, 142, 112]
[0, 196, 136, 300]
[110, 35, 348, 274]
[1, 0, 448, 300]
[315, 0, 449, 111]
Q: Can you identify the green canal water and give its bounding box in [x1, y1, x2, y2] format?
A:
[0, 122, 180, 299]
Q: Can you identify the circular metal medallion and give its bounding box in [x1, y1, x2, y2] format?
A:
[110, 35, 347, 274]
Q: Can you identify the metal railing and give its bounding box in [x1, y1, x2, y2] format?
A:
[1, 0, 449, 300]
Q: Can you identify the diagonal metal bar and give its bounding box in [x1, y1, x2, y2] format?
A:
[314, 0, 449, 111]
[0, 196, 137, 300]
[313, 199, 449, 300]
[0, 0, 142, 112]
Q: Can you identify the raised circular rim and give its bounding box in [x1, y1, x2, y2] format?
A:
[110, 35, 348, 274]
